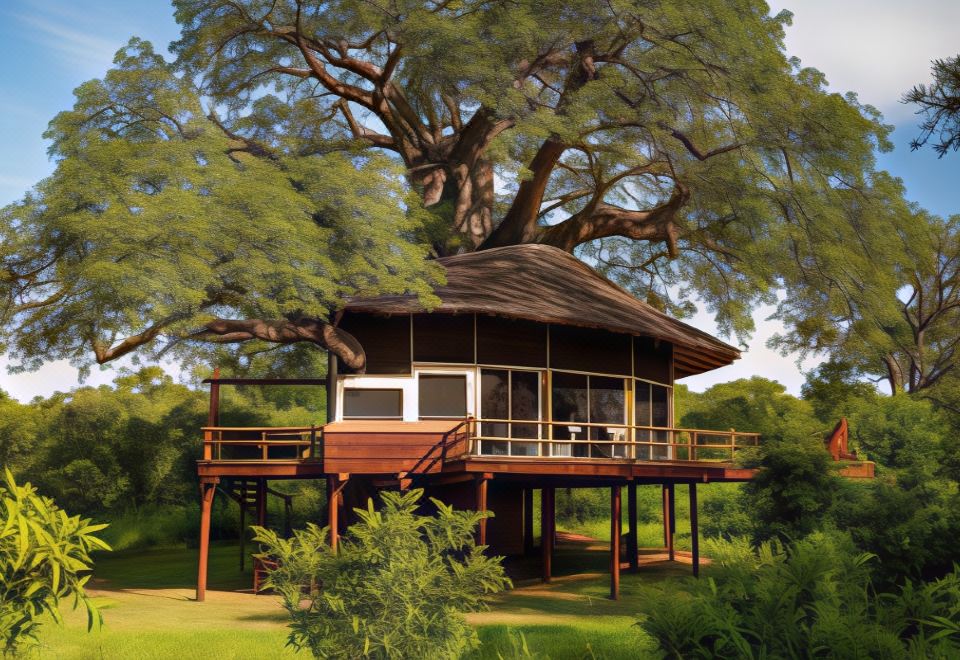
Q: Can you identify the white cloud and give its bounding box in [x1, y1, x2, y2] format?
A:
[770, 0, 960, 121]
[7, 8, 122, 73]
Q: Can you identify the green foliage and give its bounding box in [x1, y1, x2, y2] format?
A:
[253, 489, 511, 659]
[636, 533, 960, 659]
[905, 54, 960, 156]
[847, 394, 950, 474]
[0, 38, 441, 375]
[742, 429, 842, 542]
[772, 208, 960, 395]
[0, 469, 110, 655]
[680, 377, 820, 440]
[801, 359, 879, 424]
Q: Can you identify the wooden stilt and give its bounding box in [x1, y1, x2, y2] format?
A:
[239, 492, 246, 572]
[327, 475, 339, 552]
[475, 476, 489, 546]
[610, 485, 622, 600]
[523, 488, 534, 556]
[541, 487, 554, 583]
[627, 481, 638, 572]
[256, 479, 267, 527]
[663, 483, 675, 561]
[196, 478, 218, 602]
[668, 483, 676, 561]
[690, 482, 700, 578]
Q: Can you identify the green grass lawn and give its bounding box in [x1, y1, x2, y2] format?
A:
[33, 533, 676, 659]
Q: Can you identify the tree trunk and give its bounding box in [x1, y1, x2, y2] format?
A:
[884, 354, 905, 394]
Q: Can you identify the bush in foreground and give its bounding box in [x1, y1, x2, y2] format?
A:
[0, 468, 110, 655]
[253, 489, 511, 659]
[636, 533, 960, 658]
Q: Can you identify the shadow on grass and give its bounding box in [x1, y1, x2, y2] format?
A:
[92, 541, 251, 592]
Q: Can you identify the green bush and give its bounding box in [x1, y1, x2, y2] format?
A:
[253, 489, 511, 659]
[742, 430, 843, 541]
[635, 533, 960, 658]
[0, 468, 111, 655]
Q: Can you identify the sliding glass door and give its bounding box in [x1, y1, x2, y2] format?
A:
[551, 373, 628, 458]
[634, 380, 672, 459]
[478, 369, 542, 455]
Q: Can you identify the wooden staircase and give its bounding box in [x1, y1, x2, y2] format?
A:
[218, 478, 293, 577]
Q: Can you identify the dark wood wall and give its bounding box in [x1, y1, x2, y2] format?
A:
[338, 312, 672, 384]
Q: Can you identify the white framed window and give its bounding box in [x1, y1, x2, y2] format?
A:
[414, 366, 476, 420]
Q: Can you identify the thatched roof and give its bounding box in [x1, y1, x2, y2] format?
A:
[344, 244, 740, 378]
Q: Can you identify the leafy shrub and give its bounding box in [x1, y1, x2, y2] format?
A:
[742, 430, 842, 541]
[0, 468, 110, 655]
[253, 489, 511, 659]
[636, 533, 960, 658]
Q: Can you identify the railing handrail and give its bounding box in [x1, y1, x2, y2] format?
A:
[202, 425, 321, 462]
[472, 417, 760, 438]
[202, 425, 319, 432]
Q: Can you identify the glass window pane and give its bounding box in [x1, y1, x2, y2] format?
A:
[343, 389, 402, 418]
[418, 375, 467, 418]
[481, 440, 508, 455]
[511, 370, 540, 440]
[651, 385, 669, 426]
[634, 381, 652, 459]
[480, 369, 509, 438]
[551, 372, 587, 441]
[651, 384, 670, 459]
[589, 376, 626, 455]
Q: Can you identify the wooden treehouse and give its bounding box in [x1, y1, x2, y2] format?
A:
[195, 244, 872, 601]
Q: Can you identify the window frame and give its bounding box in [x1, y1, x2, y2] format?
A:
[341, 388, 404, 420]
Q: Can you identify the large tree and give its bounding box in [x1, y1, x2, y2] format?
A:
[771, 193, 960, 395]
[1, 1, 895, 372]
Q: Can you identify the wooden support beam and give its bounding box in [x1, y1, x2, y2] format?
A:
[207, 367, 221, 427]
[196, 477, 219, 602]
[541, 487, 555, 583]
[326, 350, 338, 424]
[475, 475, 489, 546]
[523, 488, 534, 556]
[627, 482, 638, 572]
[239, 488, 246, 572]
[204, 367, 220, 461]
[690, 482, 700, 578]
[663, 483, 675, 561]
[256, 479, 267, 527]
[610, 485, 622, 600]
[327, 474, 348, 552]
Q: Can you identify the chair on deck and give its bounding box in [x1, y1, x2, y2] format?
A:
[252, 556, 279, 593]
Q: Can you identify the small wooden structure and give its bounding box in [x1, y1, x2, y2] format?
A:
[196, 245, 766, 600]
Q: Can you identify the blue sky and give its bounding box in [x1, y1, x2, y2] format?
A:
[0, 0, 957, 400]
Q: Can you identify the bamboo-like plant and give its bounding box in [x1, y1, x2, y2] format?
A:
[253, 489, 511, 659]
[0, 468, 110, 655]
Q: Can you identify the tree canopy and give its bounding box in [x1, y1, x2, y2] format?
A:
[0, 0, 923, 373]
[906, 54, 960, 156]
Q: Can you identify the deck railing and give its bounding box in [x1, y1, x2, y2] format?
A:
[463, 418, 760, 463]
[198, 419, 759, 465]
[201, 426, 321, 462]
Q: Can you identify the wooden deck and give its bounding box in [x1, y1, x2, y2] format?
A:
[196, 418, 759, 483]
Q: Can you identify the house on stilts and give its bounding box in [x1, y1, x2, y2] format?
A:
[194, 243, 873, 601]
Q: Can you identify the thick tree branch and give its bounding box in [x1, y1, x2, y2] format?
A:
[192, 316, 366, 371]
[537, 183, 689, 254]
